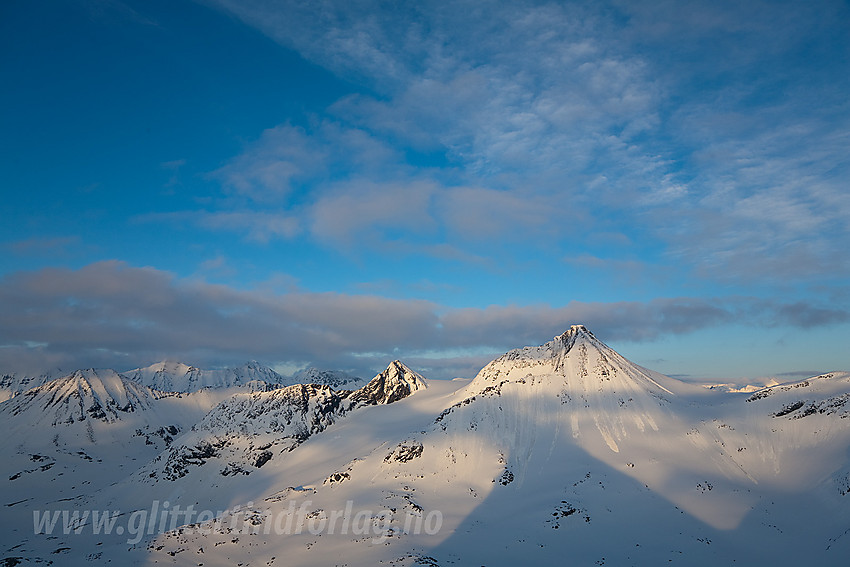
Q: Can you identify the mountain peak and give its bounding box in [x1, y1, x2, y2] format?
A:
[383, 360, 428, 389]
[349, 360, 427, 406]
[467, 325, 687, 400]
[551, 324, 595, 352]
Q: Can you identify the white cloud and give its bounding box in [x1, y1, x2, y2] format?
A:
[310, 179, 439, 248]
[138, 210, 300, 243]
[438, 186, 570, 241]
[211, 124, 328, 203]
[6, 236, 83, 257]
[196, 211, 301, 242]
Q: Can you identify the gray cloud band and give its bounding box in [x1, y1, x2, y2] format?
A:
[1, 262, 846, 376]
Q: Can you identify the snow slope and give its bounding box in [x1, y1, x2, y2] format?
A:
[0, 369, 269, 555]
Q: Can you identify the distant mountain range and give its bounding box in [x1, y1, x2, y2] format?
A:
[2, 326, 849, 566]
[0, 360, 365, 401]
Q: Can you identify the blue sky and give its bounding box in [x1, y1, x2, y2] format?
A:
[1, 0, 848, 382]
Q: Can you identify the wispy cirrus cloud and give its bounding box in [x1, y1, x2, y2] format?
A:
[5, 236, 82, 257]
[149, 119, 595, 254]
[138, 210, 300, 243]
[177, 0, 668, 268]
[210, 124, 329, 204]
[310, 179, 439, 248]
[188, 0, 850, 287]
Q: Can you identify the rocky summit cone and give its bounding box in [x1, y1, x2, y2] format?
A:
[350, 360, 428, 406]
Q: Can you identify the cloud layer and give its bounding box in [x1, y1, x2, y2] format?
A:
[1, 262, 845, 377]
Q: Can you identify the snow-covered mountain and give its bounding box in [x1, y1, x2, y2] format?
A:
[1, 360, 366, 402]
[290, 366, 365, 389]
[123, 360, 287, 392]
[0, 368, 159, 426]
[122, 361, 367, 393]
[0, 369, 232, 531]
[3, 326, 850, 566]
[136, 360, 427, 485]
[143, 383, 348, 483]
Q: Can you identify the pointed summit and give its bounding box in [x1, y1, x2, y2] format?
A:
[469, 324, 689, 399]
[550, 324, 596, 353]
[349, 360, 427, 406]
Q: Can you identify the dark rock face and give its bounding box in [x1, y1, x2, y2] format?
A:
[349, 360, 427, 407]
